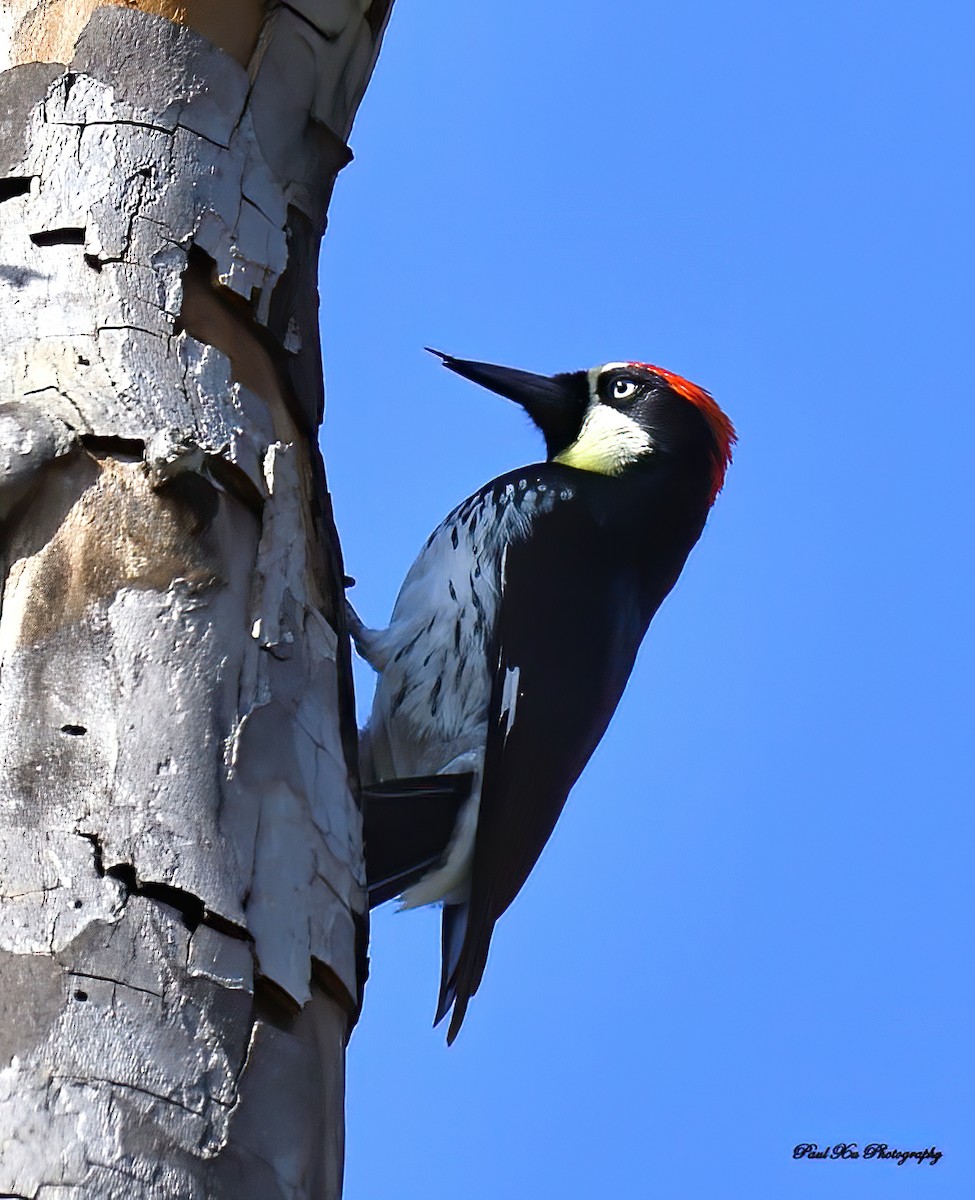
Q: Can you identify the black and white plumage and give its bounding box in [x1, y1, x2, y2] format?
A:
[351, 351, 735, 1042]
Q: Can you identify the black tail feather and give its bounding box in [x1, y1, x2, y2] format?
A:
[434, 901, 468, 1026]
[444, 917, 494, 1045]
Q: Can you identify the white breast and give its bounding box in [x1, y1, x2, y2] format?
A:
[356, 474, 561, 906]
[361, 475, 556, 780]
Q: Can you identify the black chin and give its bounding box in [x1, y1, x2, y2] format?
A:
[427, 349, 588, 458]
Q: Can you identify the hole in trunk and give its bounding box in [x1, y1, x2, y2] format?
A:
[30, 228, 85, 247]
[0, 177, 32, 203]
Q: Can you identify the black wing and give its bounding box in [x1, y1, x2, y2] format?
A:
[362, 773, 475, 908]
[442, 499, 648, 1042]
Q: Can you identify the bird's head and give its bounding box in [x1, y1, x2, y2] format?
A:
[429, 351, 736, 506]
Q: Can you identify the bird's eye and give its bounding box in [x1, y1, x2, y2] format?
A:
[611, 377, 639, 402]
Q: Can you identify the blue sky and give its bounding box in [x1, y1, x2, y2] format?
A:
[319, 3, 973, 1197]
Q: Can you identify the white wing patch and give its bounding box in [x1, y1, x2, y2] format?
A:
[499, 664, 521, 741]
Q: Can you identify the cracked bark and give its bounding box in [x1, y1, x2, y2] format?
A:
[0, 2, 392, 1195]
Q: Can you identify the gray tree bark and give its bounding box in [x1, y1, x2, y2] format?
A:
[0, 2, 389, 1195]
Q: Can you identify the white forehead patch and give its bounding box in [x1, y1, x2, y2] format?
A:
[587, 362, 630, 398]
[553, 401, 654, 476]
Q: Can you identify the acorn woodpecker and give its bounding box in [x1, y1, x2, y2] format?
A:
[350, 351, 735, 1043]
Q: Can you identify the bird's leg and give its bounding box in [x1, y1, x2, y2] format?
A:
[345, 599, 390, 671]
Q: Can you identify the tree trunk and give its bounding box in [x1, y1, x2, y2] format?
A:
[0, 3, 389, 1195]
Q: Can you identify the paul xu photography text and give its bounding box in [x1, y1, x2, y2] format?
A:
[793, 1143, 942, 1166]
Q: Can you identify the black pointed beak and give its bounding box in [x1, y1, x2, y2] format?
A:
[426, 349, 586, 458]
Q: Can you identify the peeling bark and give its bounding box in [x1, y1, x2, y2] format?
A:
[0, 3, 390, 1194]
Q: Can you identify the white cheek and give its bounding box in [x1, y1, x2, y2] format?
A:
[555, 403, 654, 475]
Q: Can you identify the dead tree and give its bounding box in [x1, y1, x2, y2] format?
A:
[0, 2, 390, 1195]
